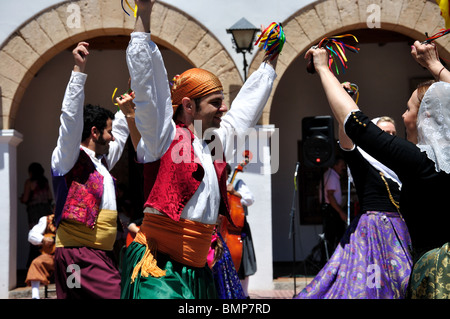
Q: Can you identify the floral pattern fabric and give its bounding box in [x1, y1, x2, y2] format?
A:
[295, 211, 413, 299]
[61, 171, 103, 229]
[211, 232, 246, 299]
[409, 242, 450, 299]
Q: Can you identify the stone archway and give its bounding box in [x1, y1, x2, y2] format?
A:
[0, 0, 242, 131]
[249, 0, 450, 125]
[0, 0, 243, 296]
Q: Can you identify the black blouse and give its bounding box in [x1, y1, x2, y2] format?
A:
[345, 111, 450, 257]
[342, 147, 400, 214]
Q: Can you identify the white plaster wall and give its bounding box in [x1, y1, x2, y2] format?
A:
[230, 125, 277, 290]
[0, 130, 22, 298]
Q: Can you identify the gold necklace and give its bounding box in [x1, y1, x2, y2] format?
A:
[379, 171, 402, 217]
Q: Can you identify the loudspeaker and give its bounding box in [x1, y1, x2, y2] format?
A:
[302, 116, 335, 168]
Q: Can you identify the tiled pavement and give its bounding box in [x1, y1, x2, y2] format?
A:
[249, 277, 313, 299]
[8, 277, 313, 300]
[9, 262, 316, 299]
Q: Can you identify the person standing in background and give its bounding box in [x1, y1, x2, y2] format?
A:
[225, 164, 257, 299]
[21, 162, 53, 230]
[20, 162, 54, 268]
[320, 156, 347, 257]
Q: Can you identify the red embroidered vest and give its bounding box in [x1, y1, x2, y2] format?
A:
[143, 123, 230, 222]
[53, 149, 106, 228]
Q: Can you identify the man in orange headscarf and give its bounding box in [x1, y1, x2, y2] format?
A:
[121, 0, 278, 299]
[171, 68, 223, 110]
[170, 68, 226, 137]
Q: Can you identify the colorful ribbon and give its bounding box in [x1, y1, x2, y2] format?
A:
[423, 28, 450, 43]
[317, 34, 359, 75]
[350, 83, 359, 104]
[112, 87, 119, 107]
[342, 82, 360, 104]
[121, 0, 137, 17]
[255, 22, 286, 61]
[112, 87, 133, 110]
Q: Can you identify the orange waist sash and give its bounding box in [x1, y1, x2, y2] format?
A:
[131, 213, 215, 281]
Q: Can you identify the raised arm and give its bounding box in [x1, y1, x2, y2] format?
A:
[338, 82, 358, 150]
[134, 0, 156, 33]
[411, 41, 450, 83]
[219, 24, 278, 135]
[304, 47, 358, 128]
[72, 41, 89, 73]
[116, 91, 141, 151]
[127, 0, 175, 162]
[216, 59, 277, 162]
[51, 42, 89, 175]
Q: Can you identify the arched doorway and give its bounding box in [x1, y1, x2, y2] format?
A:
[0, 0, 241, 294]
[250, 0, 450, 125]
[253, 0, 450, 266]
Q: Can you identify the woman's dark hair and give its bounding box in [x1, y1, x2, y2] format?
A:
[28, 162, 48, 189]
[81, 104, 115, 141]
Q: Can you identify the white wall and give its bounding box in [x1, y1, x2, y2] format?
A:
[230, 125, 277, 290]
[0, 130, 22, 297]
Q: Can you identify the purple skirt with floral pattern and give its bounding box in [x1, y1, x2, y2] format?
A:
[295, 211, 413, 299]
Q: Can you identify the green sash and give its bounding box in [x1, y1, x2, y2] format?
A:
[121, 241, 218, 299]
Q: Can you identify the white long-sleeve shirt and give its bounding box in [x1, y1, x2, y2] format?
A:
[28, 215, 48, 246]
[126, 32, 276, 224]
[235, 179, 255, 208]
[51, 71, 130, 211]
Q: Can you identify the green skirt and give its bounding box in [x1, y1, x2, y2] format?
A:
[408, 242, 450, 299]
[121, 241, 218, 299]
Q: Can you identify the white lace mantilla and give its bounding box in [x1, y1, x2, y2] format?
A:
[417, 81, 450, 174]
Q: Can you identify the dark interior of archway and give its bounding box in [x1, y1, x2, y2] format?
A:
[331, 28, 446, 65]
[66, 35, 169, 51]
[76, 29, 413, 50]
[351, 28, 414, 45]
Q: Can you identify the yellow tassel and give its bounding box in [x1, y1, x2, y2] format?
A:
[130, 233, 166, 283]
